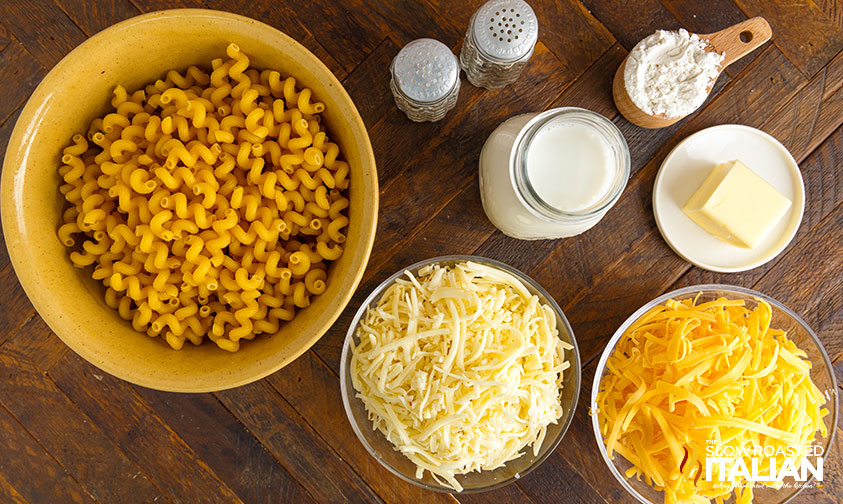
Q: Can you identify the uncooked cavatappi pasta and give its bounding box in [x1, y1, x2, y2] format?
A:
[57, 43, 350, 352]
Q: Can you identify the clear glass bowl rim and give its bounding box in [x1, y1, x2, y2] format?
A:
[340, 254, 582, 493]
[589, 283, 840, 504]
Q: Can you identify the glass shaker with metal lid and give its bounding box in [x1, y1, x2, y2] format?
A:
[460, 0, 539, 90]
[390, 38, 460, 122]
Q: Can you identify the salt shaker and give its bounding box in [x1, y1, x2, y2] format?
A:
[390, 38, 460, 122]
[460, 0, 539, 90]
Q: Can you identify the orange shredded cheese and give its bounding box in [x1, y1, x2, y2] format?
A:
[595, 296, 829, 504]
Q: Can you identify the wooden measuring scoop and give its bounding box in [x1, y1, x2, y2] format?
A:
[612, 17, 772, 129]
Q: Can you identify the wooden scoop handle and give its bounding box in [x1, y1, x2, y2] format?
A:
[701, 17, 772, 68]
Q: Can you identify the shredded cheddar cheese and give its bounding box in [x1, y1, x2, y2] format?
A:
[595, 296, 829, 504]
[350, 261, 572, 491]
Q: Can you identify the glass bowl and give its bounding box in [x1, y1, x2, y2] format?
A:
[340, 255, 581, 493]
[590, 284, 839, 504]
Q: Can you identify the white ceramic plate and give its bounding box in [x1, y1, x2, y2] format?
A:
[653, 124, 805, 273]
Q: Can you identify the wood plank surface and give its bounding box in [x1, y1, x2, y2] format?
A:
[0, 0, 840, 502]
[0, 1, 86, 68]
[818, 0, 843, 27]
[214, 381, 386, 504]
[49, 354, 244, 503]
[0, 403, 95, 504]
[55, 0, 141, 35]
[0, 108, 21, 271]
[732, 0, 843, 76]
[0, 339, 164, 503]
[133, 387, 317, 504]
[0, 21, 10, 54]
[0, 471, 29, 504]
[579, 0, 681, 50]
[0, 40, 46, 124]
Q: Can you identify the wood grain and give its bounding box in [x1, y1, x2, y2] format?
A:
[364, 0, 463, 49]
[214, 380, 385, 504]
[430, 0, 616, 78]
[0, 0, 86, 68]
[0, 1, 841, 502]
[0, 265, 35, 345]
[56, 0, 141, 35]
[733, 0, 843, 76]
[817, 0, 843, 27]
[370, 42, 572, 264]
[703, 17, 772, 69]
[341, 38, 398, 129]
[0, 404, 95, 503]
[0, 471, 29, 504]
[528, 0, 616, 74]
[457, 484, 536, 504]
[612, 57, 684, 129]
[761, 50, 843, 163]
[372, 41, 571, 188]
[0, 41, 46, 124]
[49, 354, 244, 503]
[133, 387, 316, 504]
[0, 342, 163, 502]
[0, 21, 10, 54]
[797, 427, 843, 503]
[242, 0, 384, 74]
[527, 45, 808, 365]
[473, 43, 628, 274]
[0, 107, 23, 270]
[308, 42, 575, 373]
[515, 448, 614, 504]
[610, 46, 732, 172]
[579, 0, 681, 50]
[0, 315, 68, 372]
[313, 183, 494, 375]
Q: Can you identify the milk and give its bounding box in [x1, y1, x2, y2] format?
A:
[478, 108, 629, 240]
[525, 120, 613, 212]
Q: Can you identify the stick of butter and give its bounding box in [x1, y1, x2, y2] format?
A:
[682, 160, 792, 249]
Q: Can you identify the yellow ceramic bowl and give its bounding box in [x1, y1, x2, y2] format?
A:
[0, 9, 378, 392]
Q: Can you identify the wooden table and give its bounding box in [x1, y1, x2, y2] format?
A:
[0, 0, 841, 502]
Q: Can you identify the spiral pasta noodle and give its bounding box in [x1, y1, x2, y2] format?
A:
[57, 43, 350, 352]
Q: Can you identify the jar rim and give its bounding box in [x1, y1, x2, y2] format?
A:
[509, 107, 631, 221]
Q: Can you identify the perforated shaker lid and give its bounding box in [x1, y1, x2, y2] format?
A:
[391, 38, 459, 103]
[472, 0, 539, 62]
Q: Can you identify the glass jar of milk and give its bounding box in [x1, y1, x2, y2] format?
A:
[479, 107, 630, 240]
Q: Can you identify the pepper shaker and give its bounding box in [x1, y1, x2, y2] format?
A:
[460, 0, 539, 90]
[390, 38, 460, 122]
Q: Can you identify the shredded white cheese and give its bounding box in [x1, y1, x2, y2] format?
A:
[350, 261, 572, 491]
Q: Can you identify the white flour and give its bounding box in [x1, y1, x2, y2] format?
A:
[624, 29, 724, 119]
